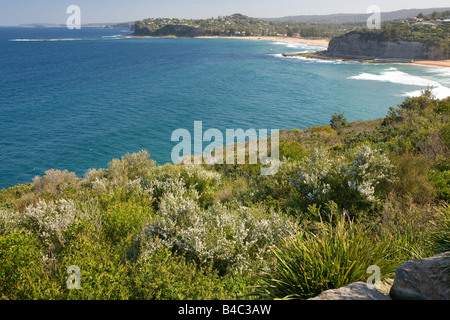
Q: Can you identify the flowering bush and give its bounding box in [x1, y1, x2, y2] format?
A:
[290, 147, 338, 203]
[139, 184, 295, 275]
[344, 145, 395, 202]
[291, 145, 394, 210]
[20, 199, 80, 258]
[0, 209, 19, 235]
[143, 163, 222, 208]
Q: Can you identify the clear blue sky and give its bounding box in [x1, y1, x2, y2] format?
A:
[1, 0, 449, 26]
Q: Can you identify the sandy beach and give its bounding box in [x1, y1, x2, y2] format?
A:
[123, 34, 329, 46]
[196, 36, 330, 46]
[412, 60, 450, 68]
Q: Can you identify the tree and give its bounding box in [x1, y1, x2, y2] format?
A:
[330, 111, 348, 131]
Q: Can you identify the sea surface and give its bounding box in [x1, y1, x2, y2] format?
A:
[1, 27, 449, 189]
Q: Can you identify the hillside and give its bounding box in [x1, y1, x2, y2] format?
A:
[1, 91, 449, 300]
[133, 13, 365, 38]
[266, 7, 450, 23]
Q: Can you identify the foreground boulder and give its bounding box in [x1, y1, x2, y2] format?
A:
[308, 282, 391, 300]
[390, 252, 450, 300]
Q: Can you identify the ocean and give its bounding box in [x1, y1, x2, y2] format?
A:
[0, 27, 449, 189]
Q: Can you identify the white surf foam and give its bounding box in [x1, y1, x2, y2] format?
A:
[348, 68, 450, 99]
[10, 38, 83, 42]
[271, 40, 326, 51]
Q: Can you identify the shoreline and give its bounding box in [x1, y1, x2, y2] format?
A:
[283, 51, 450, 68]
[196, 36, 330, 46]
[122, 34, 330, 46]
[412, 60, 450, 68]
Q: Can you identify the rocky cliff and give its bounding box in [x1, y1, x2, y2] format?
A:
[326, 32, 447, 60]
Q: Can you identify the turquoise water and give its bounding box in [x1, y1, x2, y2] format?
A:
[1, 27, 449, 189]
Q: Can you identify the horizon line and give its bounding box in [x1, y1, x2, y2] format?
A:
[1, 6, 449, 27]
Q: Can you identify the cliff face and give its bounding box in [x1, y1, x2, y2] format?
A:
[326, 33, 445, 60]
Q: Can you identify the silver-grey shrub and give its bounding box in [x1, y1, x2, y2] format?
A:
[139, 183, 295, 275]
[290, 145, 394, 207]
[20, 199, 80, 258]
[0, 209, 20, 235]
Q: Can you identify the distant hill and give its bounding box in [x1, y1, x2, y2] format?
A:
[266, 7, 450, 23]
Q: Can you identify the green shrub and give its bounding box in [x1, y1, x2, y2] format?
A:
[60, 235, 132, 300]
[372, 195, 437, 260]
[102, 201, 153, 245]
[32, 169, 79, 198]
[131, 249, 243, 300]
[430, 203, 450, 254]
[84, 150, 156, 189]
[279, 140, 307, 161]
[257, 211, 398, 300]
[0, 183, 34, 211]
[429, 169, 450, 201]
[330, 111, 348, 131]
[0, 231, 57, 299]
[392, 153, 436, 204]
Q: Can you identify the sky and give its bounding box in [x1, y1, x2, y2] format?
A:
[0, 0, 449, 26]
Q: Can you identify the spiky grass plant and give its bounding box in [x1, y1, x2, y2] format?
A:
[257, 213, 399, 300]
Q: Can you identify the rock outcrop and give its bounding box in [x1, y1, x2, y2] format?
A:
[390, 251, 450, 300]
[308, 282, 391, 300]
[309, 252, 450, 300]
[325, 32, 446, 60]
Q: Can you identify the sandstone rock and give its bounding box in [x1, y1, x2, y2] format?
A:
[390, 252, 450, 300]
[308, 282, 391, 300]
[326, 32, 445, 60]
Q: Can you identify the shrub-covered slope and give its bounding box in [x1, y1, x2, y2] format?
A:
[0, 91, 449, 300]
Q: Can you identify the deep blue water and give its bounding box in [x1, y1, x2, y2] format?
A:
[1, 27, 449, 189]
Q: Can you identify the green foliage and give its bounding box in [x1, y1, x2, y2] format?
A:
[372, 195, 438, 260]
[32, 169, 79, 198]
[430, 204, 450, 253]
[0, 94, 448, 300]
[60, 234, 132, 300]
[279, 140, 307, 161]
[0, 183, 34, 211]
[134, 13, 364, 38]
[429, 169, 450, 201]
[101, 201, 153, 245]
[257, 211, 398, 300]
[0, 231, 57, 299]
[330, 111, 348, 131]
[290, 145, 394, 211]
[103, 150, 156, 187]
[131, 249, 243, 300]
[391, 153, 437, 204]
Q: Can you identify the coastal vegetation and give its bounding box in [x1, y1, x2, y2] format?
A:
[133, 13, 366, 38]
[0, 91, 449, 300]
